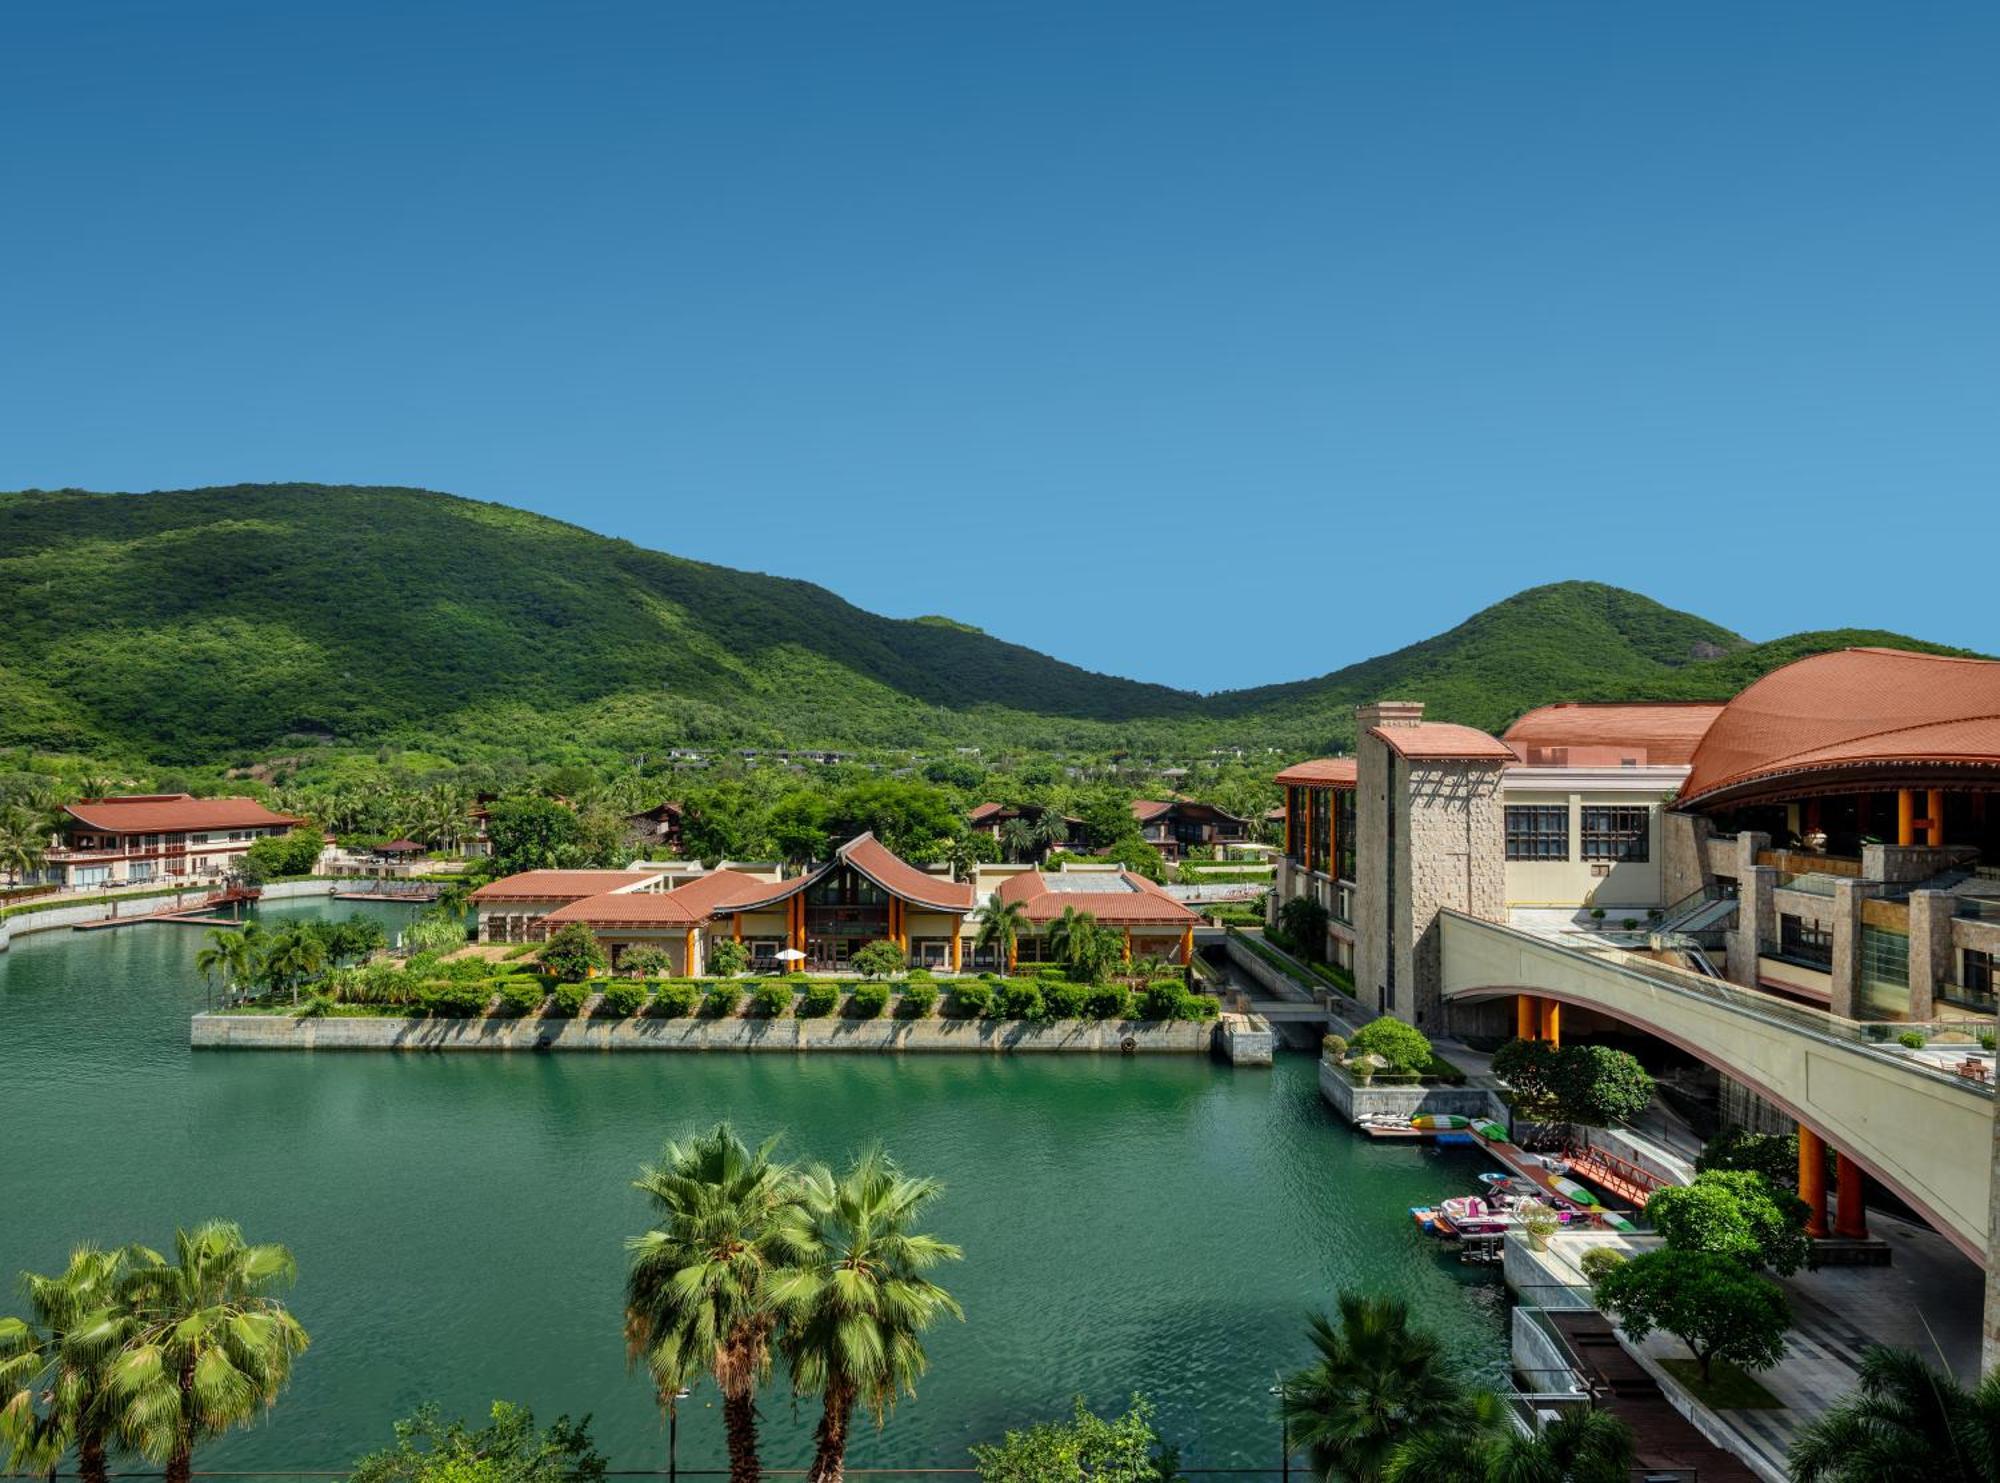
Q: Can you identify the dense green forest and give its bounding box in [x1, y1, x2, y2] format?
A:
[0, 484, 1975, 769]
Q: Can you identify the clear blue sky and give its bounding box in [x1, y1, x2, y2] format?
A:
[5, 2, 1995, 691]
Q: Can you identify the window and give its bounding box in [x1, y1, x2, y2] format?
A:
[1309, 788, 1332, 875]
[1334, 789, 1356, 882]
[1951, 949, 1999, 1013]
[1779, 913, 1832, 970]
[1581, 806, 1650, 862]
[1285, 787, 1305, 867]
[1505, 806, 1569, 861]
[1859, 926, 1910, 1020]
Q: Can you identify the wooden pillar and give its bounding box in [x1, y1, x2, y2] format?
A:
[1122, 927, 1133, 963]
[1798, 1126, 1830, 1238]
[950, 925, 962, 973]
[1927, 790, 1945, 848]
[1898, 790, 1917, 847]
[1537, 998, 1561, 1047]
[684, 927, 697, 976]
[1516, 994, 1537, 1041]
[1180, 925, 1194, 964]
[1834, 1152, 1868, 1240]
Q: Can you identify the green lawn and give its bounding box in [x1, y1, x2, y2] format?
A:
[1659, 1358, 1783, 1410]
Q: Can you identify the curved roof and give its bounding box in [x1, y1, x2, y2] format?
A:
[64, 794, 298, 834]
[1503, 702, 1725, 767]
[1275, 757, 1357, 787]
[470, 869, 662, 903]
[714, 833, 974, 915]
[1679, 648, 2000, 808]
[543, 869, 770, 926]
[1369, 722, 1516, 763]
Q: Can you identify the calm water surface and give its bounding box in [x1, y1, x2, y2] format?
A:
[1, 899, 1506, 1471]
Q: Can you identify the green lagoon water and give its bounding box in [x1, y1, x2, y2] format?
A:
[0, 898, 1506, 1472]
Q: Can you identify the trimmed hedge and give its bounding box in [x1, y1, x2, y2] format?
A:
[946, 982, 992, 1019]
[700, 984, 744, 1019]
[547, 982, 588, 1018]
[496, 980, 545, 1017]
[649, 980, 699, 1018]
[989, 981, 1043, 1020]
[898, 981, 939, 1019]
[597, 981, 647, 1018]
[847, 982, 890, 1019]
[798, 981, 839, 1018]
[750, 981, 793, 1018]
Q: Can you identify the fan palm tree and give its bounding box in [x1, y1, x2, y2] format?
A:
[1385, 1397, 1632, 1482]
[1279, 1293, 1481, 1483]
[1043, 906, 1094, 964]
[973, 898, 1030, 972]
[107, 1223, 308, 1483]
[1788, 1344, 2000, 1481]
[768, 1147, 963, 1483]
[998, 817, 1038, 864]
[625, 1125, 797, 1483]
[0, 1245, 150, 1483]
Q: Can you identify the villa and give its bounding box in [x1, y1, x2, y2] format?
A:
[1130, 797, 1250, 861]
[964, 802, 1087, 855]
[48, 793, 299, 888]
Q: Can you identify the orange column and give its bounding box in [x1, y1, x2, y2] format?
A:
[1898, 790, 1917, 847]
[1180, 925, 1194, 964]
[1516, 995, 1537, 1041]
[1006, 934, 1018, 973]
[950, 927, 962, 973]
[1798, 1126, 1829, 1238]
[684, 927, 696, 975]
[1122, 927, 1133, 962]
[1927, 790, 1944, 848]
[732, 913, 742, 941]
[1537, 998, 1561, 1047]
[1834, 1153, 1868, 1240]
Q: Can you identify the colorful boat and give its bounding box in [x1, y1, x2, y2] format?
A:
[1410, 1114, 1470, 1131]
[1549, 1176, 1600, 1206]
[1471, 1119, 1510, 1142]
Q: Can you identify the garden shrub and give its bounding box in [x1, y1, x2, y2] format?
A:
[1347, 1016, 1433, 1074]
[1039, 980, 1087, 1018]
[649, 980, 698, 1018]
[1897, 1029, 1927, 1050]
[750, 981, 793, 1018]
[1084, 984, 1130, 1020]
[1550, 1044, 1655, 1125]
[1321, 1033, 1349, 1061]
[706, 938, 751, 977]
[619, 945, 673, 979]
[946, 981, 992, 1019]
[700, 984, 743, 1019]
[1136, 982, 1186, 1020]
[597, 981, 646, 1018]
[495, 979, 545, 1017]
[540, 923, 608, 983]
[851, 940, 906, 979]
[1035, 965, 1068, 982]
[847, 982, 890, 1018]
[905, 966, 934, 982]
[1178, 993, 1218, 1021]
[898, 980, 939, 1018]
[1579, 1246, 1628, 1284]
[548, 982, 589, 1017]
[798, 981, 839, 1018]
[418, 981, 491, 1018]
[990, 981, 1043, 1020]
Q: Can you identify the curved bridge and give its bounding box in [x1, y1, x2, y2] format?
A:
[1440, 910, 1995, 1264]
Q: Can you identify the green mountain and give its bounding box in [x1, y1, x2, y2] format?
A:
[0, 485, 1975, 764]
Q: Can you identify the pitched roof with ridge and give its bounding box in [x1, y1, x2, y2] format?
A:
[1679, 648, 2000, 807]
[1274, 757, 1358, 787]
[995, 868, 1200, 926]
[1503, 702, 1725, 767]
[63, 794, 298, 834]
[469, 869, 664, 903]
[709, 833, 975, 915]
[1368, 722, 1517, 762]
[542, 869, 771, 926]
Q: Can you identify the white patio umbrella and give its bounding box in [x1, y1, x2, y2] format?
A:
[774, 948, 807, 963]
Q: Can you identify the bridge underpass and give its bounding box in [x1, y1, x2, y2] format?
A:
[1439, 908, 2000, 1364]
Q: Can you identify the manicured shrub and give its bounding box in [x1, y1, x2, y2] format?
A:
[1897, 1029, 1927, 1050]
[1136, 982, 1187, 1020]
[750, 981, 793, 1018]
[851, 940, 907, 979]
[619, 945, 673, 979]
[707, 938, 751, 977]
[798, 981, 839, 1018]
[1348, 1016, 1433, 1075]
[649, 980, 698, 1018]
[700, 983, 743, 1019]
[1084, 984, 1130, 1020]
[1178, 993, 1218, 1021]
[540, 923, 608, 983]
[990, 981, 1043, 1020]
[547, 982, 588, 1018]
[847, 982, 890, 1018]
[495, 979, 546, 1017]
[1579, 1246, 1627, 1284]
[905, 966, 934, 983]
[1321, 1033, 1349, 1061]
[1039, 980, 1087, 1019]
[1035, 965, 1068, 982]
[946, 982, 992, 1019]
[898, 980, 939, 1019]
[598, 981, 646, 1018]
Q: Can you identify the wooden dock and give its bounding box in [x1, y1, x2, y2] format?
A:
[72, 887, 259, 931]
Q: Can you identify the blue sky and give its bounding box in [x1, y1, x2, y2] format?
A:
[4, 2, 1995, 691]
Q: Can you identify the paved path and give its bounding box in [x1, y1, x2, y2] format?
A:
[1552, 1311, 1759, 1480]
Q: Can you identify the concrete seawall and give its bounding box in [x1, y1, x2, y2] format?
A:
[1317, 1057, 1510, 1123]
[191, 1009, 1276, 1061]
[1, 879, 346, 951]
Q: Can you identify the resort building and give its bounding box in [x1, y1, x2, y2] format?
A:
[623, 801, 686, 855]
[48, 794, 299, 888]
[965, 802, 1088, 856]
[1130, 798, 1250, 861]
[991, 865, 1201, 969]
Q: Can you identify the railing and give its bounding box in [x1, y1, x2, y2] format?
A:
[1760, 849, 1862, 877]
[1956, 897, 2000, 922]
[1773, 870, 1845, 897]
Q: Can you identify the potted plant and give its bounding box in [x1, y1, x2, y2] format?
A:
[1521, 1200, 1560, 1253]
[1351, 1052, 1385, 1086]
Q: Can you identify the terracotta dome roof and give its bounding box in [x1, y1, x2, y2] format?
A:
[1679, 648, 2000, 808]
[1503, 702, 1725, 767]
[1275, 757, 1357, 787]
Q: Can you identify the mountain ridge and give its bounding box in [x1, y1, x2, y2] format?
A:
[0, 485, 1976, 763]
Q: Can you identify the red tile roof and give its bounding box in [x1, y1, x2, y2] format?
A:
[469, 870, 662, 903]
[1275, 757, 1358, 787]
[63, 794, 298, 834]
[1680, 648, 2000, 807]
[708, 834, 974, 915]
[967, 802, 1007, 824]
[995, 870, 1200, 926]
[542, 870, 771, 926]
[1130, 799, 1173, 822]
[1503, 702, 1724, 767]
[1368, 723, 1516, 762]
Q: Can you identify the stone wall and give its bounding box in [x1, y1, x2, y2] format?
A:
[1355, 718, 1394, 1019]
[191, 1009, 1271, 1059]
[1660, 810, 1713, 906]
[1, 879, 341, 949]
[1316, 1057, 1508, 1123]
[1404, 760, 1506, 1031]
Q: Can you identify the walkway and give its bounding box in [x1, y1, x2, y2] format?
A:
[1550, 1310, 1759, 1480]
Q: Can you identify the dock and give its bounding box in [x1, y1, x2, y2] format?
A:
[332, 887, 443, 903]
[72, 887, 260, 931]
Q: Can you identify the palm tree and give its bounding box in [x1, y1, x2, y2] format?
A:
[194, 924, 264, 1005]
[258, 924, 325, 1003]
[0, 806, 47, 886]
[0, 1245, 149, 1483]
[1043, 906, 1094, 965]
[999, 817, 1038, 864]
[768, 1147, 963, 1483]
[1279, 1293, 1481, 1483]
[625, 1125, 797, 1483]
[108, 1223, 308, 1483]
[1788, 1345, 2000, 1481]
[1385, 1399, 1632, 1482]
[973, 899, 1030, 972]
[1029, 808, 1069, 857]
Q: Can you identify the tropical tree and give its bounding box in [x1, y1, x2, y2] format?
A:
[972, 1394, 1180, 1481]
[1384, 1396, 1631, 1482]
[0, 1245, 149, 1483]
[1647, 1170, 1811, 1276]
[999, 818, 1038, 864]
[108, 1222, 309, 1483]
[348, 1400, 606, 1483]
[974, 899, 1029, 970]
[1592, 1249, 1789, 1384]
[769, 1147, 964, 1483]
[1028, 808, 1070, 858]
[1044, 907, 1095, 966]
[1787, 1344, 2000, 1482]
[1278, 1293, 1481, 1483]
[259, 924, 327, 1003]
[540, 923, 607, 982]
[194, 923, 265, 1004]
[625, 1125, 797, 1483]
[0, 806, 47, 885]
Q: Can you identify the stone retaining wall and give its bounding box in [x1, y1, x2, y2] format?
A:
[191, 1009, 1273, 1060]
[0, 879, 343, 950]
[1317, 1056, 1510, 1123]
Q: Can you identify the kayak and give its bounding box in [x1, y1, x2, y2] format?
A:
[1550, 1176, 1600, 1206]
[1471, 1119, 1509, 1142]
[1411, 1114, 1469, 1131]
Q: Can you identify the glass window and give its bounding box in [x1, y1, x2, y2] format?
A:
[1950, 949, 1999, 1013]
[1581, 806, 1650, 862]
[1505, 806, 1568, 861]
[1859, 926, 1911, 1020]
[1779, 913, 1832, 970]
[1285, 787, 1305, 867]
[1309, 789, 1332, 875]
[1334, 789, 1356, 883]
